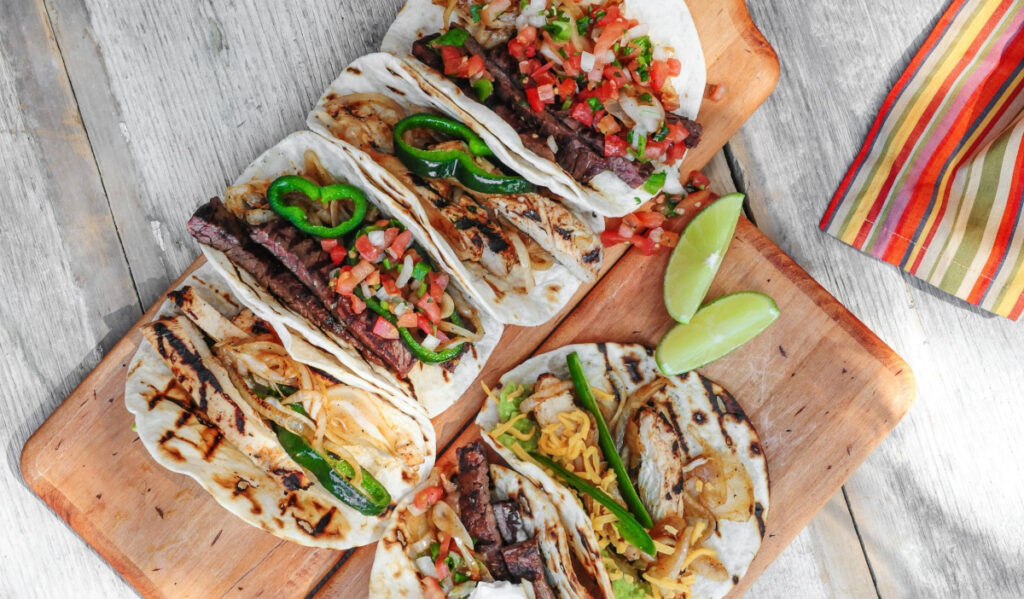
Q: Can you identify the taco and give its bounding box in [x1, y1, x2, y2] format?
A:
[308, 52, 603, 326]
[124, 265, 436, 548]
[381, 0, 706, 216]
[188, 131, 502, 416]
[370, 440, 603, 598]
[477, 344, 769, 599]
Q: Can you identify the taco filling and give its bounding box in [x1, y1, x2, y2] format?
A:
[410, 0, 702, 192]
[317, 92, 602, 284]
[188, 150, 485, 377]
[485, 350, 761, 599]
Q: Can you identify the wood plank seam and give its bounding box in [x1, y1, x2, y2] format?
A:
[841, 486, 883, 599]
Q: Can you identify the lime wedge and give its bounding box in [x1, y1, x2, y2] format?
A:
[664, 193, 745, 323]
[656, 291, 779, 375]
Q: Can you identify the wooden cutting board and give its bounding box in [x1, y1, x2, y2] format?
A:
[17, 3, 912, 599]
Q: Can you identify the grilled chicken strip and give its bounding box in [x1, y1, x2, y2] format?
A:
[141, 316, 312, 491]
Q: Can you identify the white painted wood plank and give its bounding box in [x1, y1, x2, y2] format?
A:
[735, 0, 1024, 596]
[0, 1, 140, 598]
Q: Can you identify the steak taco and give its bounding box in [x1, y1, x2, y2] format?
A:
[309, 52, 603, 326]
[188, 131, 502, 416]
[370, 440, 603, 598]
[477, 344, 769, 599]
[381, 0, 706, 216]
[125, 265, 436, 548]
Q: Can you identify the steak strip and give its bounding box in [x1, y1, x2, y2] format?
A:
[249, 219, 415, 377]
[501, 540, 556, 599]
[456, 442, 508, 577]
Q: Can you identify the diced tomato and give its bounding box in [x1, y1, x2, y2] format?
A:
[666, 142, 686, 162]
[604, 133, 627, 157]
[644, 139, 667, 160]
[414, 486, 444, 511]
[595, 6, 622, 26]
[659, 230, 680, 248]
[364, 269, 380, 287]
[631, 234, 658, 255]
[465, 54, 484, 77]
[389, 230, 413, 259]
[525, 86, 545, 112]
[622, 212, 642, 231]
[397, 311, 418, 328]
[650, 60, 670, 92]
[635, 211, 666, 228]
[532, 60, 555, 77]
[381, 275, 401, 297]
[570, 102, 594, 127]
[665, 122, 688, 144]
[597, 114, 620, 135]
[417, 294, 442, 324]
[434, 533, 453, 579]
[508, 38, 529, 60]
[428, 272, 449, 296]
[435, 328, 450, 343]
[441, 46, 465, 76]
[354, 235, 381, 261]
[556, 78, 577, 98]
[563, 53, 582, 77]
[348, 293, 366, 315]
[423, 578, 446, 599]
[603, 65, 630, 87]
[533, 69, 557, 87]
[686, 188, 715, 206]
[519, 58, 541, 74]
[516, 25, 538, 45]
[382, 227, 399, 248]
[320, 238, 339, 252]
[600, 229, 632, 247]
[329, 245, 347, 265]
[372, 316, 399, 340]
[351, 259, 375, 282]
[417, 313, 435, 336]
[335, 271, 358, 295]
[593, 20, 629, 60]
[596, 79, 618, 102]
[688, 170, 711, 189]
[666, 57, 682, 77]
[536, 83, 555, 103]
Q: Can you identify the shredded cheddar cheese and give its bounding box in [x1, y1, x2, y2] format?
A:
[653, 540, 676, 555]
[490, 412, 534, 440]
[643, 572, 698, 592]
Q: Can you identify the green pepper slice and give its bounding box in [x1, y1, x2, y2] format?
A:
[529, 452, 655, 555]
[356, 289, 465, 364]
[567, 352, 654, 528]
[266, 175, 368, 239]
[273, 423, 390, 516]
[393, 113, 535, 195]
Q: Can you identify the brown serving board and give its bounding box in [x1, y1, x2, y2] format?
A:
[17, 3, 910, 599]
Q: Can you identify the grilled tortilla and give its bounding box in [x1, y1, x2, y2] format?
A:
[477, 343, 769, 599]
[308, 52, 603, 327]
[125, 264, 436, 548]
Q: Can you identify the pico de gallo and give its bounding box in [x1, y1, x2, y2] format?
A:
[323, 218, 480, 363]
[601, 170, 717, 255]
[422, 0, 701, 192]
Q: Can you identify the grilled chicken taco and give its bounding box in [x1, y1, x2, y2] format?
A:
[371, 440, 603, 598]
[381, 0, 706, 216]
[125, 265, 436, 548]
[188, 131, 502, 416]
[308, 52, 603, 326]
[477, 344, 769, 599]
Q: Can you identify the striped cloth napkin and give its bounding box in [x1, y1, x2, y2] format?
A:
[820, 0, 1024, 319]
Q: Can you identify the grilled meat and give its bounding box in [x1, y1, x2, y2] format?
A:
[501, 539, 556, 599]
[456, 441, 508, 577]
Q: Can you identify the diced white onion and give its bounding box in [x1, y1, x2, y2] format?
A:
[515, 0, 546, 27]
[546, 135, 558, 154]
[621, 95, 664, 137]
[360, 281, 372, 298]
[393, 301, 410, 317]
[588, 65, 604, 82]
[421, 334, 441, 351]
[368, 230, 385, 247]
[623, 23, 649, 42]
[396, 254, 414, 288]
[539, 43, 563, 65]
[603, 50, 615, 63]
[414, 556, 438, 578]
[375, 285, 390, 301]
[580, 51, 596, 72]
[485, 0, 512, 24]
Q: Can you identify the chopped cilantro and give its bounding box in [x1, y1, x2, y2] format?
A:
[594, 9, 607, 20]
[520, 0, 529, 9]
[472, 78, 494, 101]
[643, 172, 667, 194]
[543, 17, 572, 42]
[429, 28, 469, 48]
[470, 4, 482, 22]
[561, 98, 572, 110]
[558, 47, 568, 59]
[576, 15, 591, 35]
[634, 197, 642, 205]
[652, 123, 669, 142]
[587, 97, 604, 112]
[639, 92, 653, 103]
[629, 133, 647, 161]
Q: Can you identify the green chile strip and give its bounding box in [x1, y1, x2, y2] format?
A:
[567, 351, 654, 528]
[393, 114, 535, 195]
[273, 423, 390, 516]
[266, 175, 368, 239]
[529, 452, 655, 555]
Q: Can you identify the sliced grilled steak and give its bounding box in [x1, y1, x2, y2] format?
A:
[250, 220, 415, 377]
[501, 540, 555, 599]
[492, 500, 525, 545]
[456, 442, 507, 577]
[187, 199, 370, 358]
[666, 112, 703, 148]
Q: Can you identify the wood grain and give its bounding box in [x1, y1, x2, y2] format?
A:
[732, 1, 1024, 597]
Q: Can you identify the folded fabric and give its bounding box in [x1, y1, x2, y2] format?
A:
[821, 0, 1024, 319]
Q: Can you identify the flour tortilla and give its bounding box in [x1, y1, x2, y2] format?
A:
[124, 263, 436, 549]
[370, 462, 594, 598]
[381, 0, 707, 216]
[201, 130, 503, 417]
[308, 52, 597, 327]
[477, 343, 770, 599]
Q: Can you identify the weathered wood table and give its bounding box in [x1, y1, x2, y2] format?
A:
[2, 0, 1022, 597]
